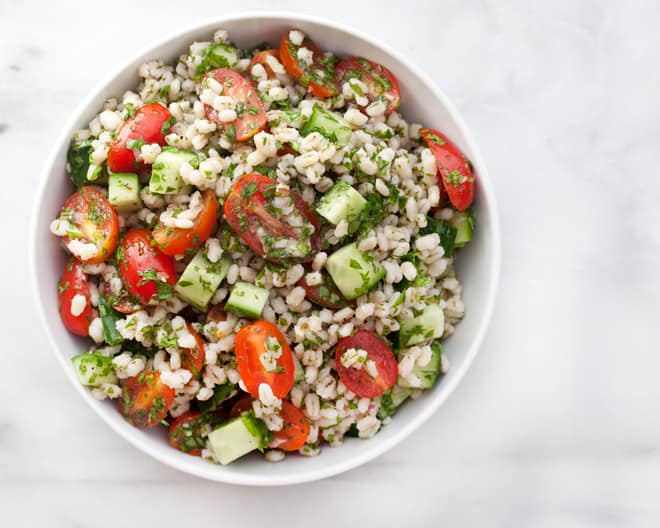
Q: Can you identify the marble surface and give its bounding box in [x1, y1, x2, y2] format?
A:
[2, 0, 659, 525]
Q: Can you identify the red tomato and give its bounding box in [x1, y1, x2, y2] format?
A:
[168, 411, 207, 456]
[100, 280, 141, 314]
[335, 56, 400, 115]
[107, 103, 172, 173]
[58, 258, 97, 336]
[199, 69, 266, 142]
[117, 229, 176, 306]
[335, 330, 398, 398]
[249, 49, 281, 79]
[235, 321, 295, 399]
[229, 396, 255, 418]
[420, 128, 475, 211]
[272, 401, 310, 451]
[119, 370, 175, 428]
[279, 32, 337, 98]
[58, 186, 119, 263]
[223, 173, 321, 263]
[276, 144, 297, 156]
[297, 272, 348, 310]
[181, 322, 205, 377]
[152, 190, 218, 256]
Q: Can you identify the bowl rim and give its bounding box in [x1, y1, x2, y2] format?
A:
[29, 10, 500, 486]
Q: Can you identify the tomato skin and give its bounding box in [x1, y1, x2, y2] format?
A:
[335, 57, 400, 115]
[279, 33, 337, 98]
[199, 69, 266, 142]
[117, 229, 176, 306]
[297, 272, 348, 310]
[223, 173, 321, 263]
[119, 370, 175, 429]
[230, 396, 255, 418]
[58, 259, 98, 336]
[272, 401, 310, 451]
[181, 322, 205, 377]
[107, 103, 172, 173]
[335, 330, 398, 398]
[249, 49, 280, 79]
[100, 283, 141, 314]
[420, 128, 475, 211]
[59, 186, 119, 264]
[168, 411, 208, 456]
[152, 190, 218, 256]
[235, 320, 295, 399]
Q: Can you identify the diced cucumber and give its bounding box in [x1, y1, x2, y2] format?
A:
[453, 210, 475, 248]
[67, 139, 93, 186]
[325, 243, 385, 301]
[108, 173, 141, 213]
[225, 282, 269, 319]
[175, 252, 231, 310]
[196, 44, 239, 78]
[419, 217, 457, 257]
[198, 383, 238, 413]
[377, 385, 413, 419]
[149, 148, 199, 194]
[316, 181, 367, 226]
[300, 104, 352, 146]
[398, 304, 445, 347]
[71, 353, 118, 387]
[207, 411, 272, 465]
[293, 354, 305, 383]
[98, 296, 124, 346]
[398, 342, 443, 389]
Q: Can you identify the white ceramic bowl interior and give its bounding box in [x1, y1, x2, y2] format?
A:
[30, 12, 500, 485]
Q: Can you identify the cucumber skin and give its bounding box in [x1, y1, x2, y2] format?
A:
[398, 342, 443, 389]
[67, 140, 93, 186]
[420, 217, 456, 257]
[453, 209, 475, 247]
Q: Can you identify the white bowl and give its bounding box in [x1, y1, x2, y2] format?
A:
[29, 11, 500, 486]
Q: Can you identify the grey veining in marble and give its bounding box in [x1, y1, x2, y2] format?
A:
[1, 0, 659, 526]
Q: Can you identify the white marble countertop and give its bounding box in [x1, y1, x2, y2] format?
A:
[2, 0, 659, 525]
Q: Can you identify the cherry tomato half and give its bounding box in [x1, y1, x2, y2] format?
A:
[181, 322, 205, 378]
[108, 103, 172, 173]
[249, 49, 281, 79]
[168, 411, 209, 456]
[297, 271, 348, 310]
[58, 186, 119, 263]
[272, 400, 310, 451]
[117, 229, 176, 306]
[420, 128, 475, 211]
[119, 370, 175, 428]
[335, 56, 400, 115]
[199, 69, 266, 142]
[152, 190, 218, 256]
[279, 31, 337, 98]
[223, 173, 321, 263]
[100, 279, 142, 314]
[229, 396, 255, 419]
[235, 320, 295, 399]
[58, 258, 98, 336]
[335, 329, 398, 398]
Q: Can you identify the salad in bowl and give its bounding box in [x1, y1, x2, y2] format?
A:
[48, 26, 476, 466]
